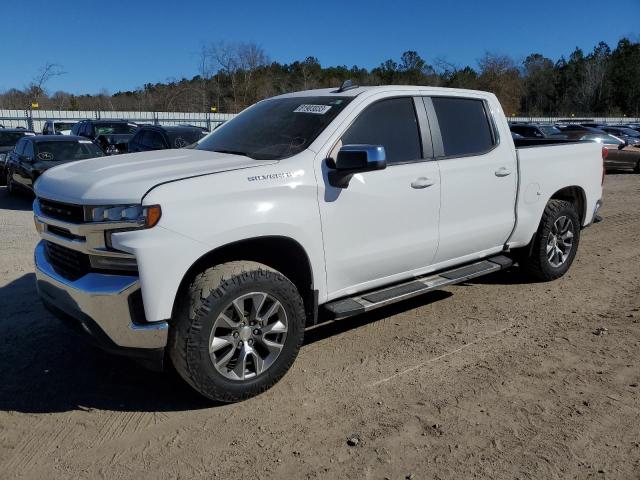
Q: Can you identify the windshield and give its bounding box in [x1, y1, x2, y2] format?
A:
[197, 96, 354, 160]
[54, 122, 76, 132]
[94, 123, 137, 135]
[580, 134, 624, 145]
[35, 141, 105, 161]
[538, 125, 562, 136]
[0, 132, 28, 147]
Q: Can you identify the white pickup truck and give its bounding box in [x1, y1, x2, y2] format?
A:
[33, 85, 604, 402]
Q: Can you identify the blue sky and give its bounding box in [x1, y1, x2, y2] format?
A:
[1, 0, 638, 95]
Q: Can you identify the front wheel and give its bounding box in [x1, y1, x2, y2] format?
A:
[519, 199, 581, 281]
[169, 261, 306, 402]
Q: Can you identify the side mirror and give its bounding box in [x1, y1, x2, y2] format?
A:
[618, 141, 627, 150]
[326, 144, 386, 188]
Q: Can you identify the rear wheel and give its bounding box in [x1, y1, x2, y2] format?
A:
[169, 261, 306, 402]
[519, 199, 581, 281]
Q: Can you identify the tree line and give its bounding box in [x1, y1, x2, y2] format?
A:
[1, 37, 638, 116]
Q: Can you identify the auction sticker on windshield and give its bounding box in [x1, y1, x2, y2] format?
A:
[294, 104, 332, 114]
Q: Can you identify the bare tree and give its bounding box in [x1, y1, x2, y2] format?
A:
[477, 53, 524, 115]
[30, 63, 67, 104]
[209, 41, 269, 112]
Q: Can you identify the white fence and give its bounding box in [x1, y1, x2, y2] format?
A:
[0, 109, 236, 132]
[2, 109, 639, 133]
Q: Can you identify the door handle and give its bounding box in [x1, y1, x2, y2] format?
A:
[495, 167, 512, 177]
[411, 177, 435, 189]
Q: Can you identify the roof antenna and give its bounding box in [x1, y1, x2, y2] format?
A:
[333, 79, 359, 93]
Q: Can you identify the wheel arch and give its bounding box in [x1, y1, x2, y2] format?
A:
[172, 235, 318, 325]
[549, 185, 587, 226]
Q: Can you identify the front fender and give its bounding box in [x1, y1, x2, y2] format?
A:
[112, 152, 326, 322]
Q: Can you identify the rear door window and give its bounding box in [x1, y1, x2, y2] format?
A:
[341, 97, 422, 164]
[430, 97, 495, 157]
[149, 131, 166, 149]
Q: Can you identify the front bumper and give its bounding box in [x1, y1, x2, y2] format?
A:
[34, 241, 168, 365]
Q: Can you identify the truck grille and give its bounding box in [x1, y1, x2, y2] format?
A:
[39, 198, 85, 223]
[45, 241, 91, 281]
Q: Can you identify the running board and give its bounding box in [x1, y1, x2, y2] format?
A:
[323, 255, 513, 320]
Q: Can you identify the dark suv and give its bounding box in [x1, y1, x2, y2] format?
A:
[5, 135, 105, 194]
[128, 125, 207, 153]
[0, 129, 36, 184]
[71, 120, 138, 154]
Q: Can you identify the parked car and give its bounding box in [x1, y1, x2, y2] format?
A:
[561, 130, 640, 172]
[5, 135, 104, 195]
[71, 120, 137, 154]
[509, 123, 566, 139]
[599, 126, 640, 145]
[42, 120, 78, 135]
[0, 129, 36, 185]
[555, 124, 605, 134]
[128, 125, 207, 153]
[33, 85, 603, 402]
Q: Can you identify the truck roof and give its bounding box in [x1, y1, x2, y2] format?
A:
[274, 85, 493, 99]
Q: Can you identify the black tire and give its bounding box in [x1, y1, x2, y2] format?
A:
[519, 199, 581, 281]
[169, 261, 305, 402]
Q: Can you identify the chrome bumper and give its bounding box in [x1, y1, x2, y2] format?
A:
[34, 241, 168, 350]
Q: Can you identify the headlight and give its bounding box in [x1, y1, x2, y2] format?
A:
[87, 204, 162, 227]
[0, 153, 6, 164]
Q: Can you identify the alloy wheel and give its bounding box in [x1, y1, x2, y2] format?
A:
[546, 215, 574, 267]
[209, 292, 288, 381]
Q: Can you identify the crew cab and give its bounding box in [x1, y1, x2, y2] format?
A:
[32, 85, 604, 402]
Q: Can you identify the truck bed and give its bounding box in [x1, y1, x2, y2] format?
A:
[507, 140, 603, 248]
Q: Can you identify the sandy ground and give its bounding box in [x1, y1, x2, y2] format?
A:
[0, 174, 639, 480]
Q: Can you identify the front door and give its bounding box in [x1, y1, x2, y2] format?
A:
[317, 96, 441, 300]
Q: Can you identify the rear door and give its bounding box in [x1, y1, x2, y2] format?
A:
[425, 96, 517, 263]
[317, 96, 441, 299]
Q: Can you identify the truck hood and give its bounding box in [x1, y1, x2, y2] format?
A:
[35, 148, 276, 204]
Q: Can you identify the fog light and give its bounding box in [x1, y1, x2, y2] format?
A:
[89, 255, 138, 272]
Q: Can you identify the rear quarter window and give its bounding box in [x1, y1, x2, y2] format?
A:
[431, 97, 495, 157]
